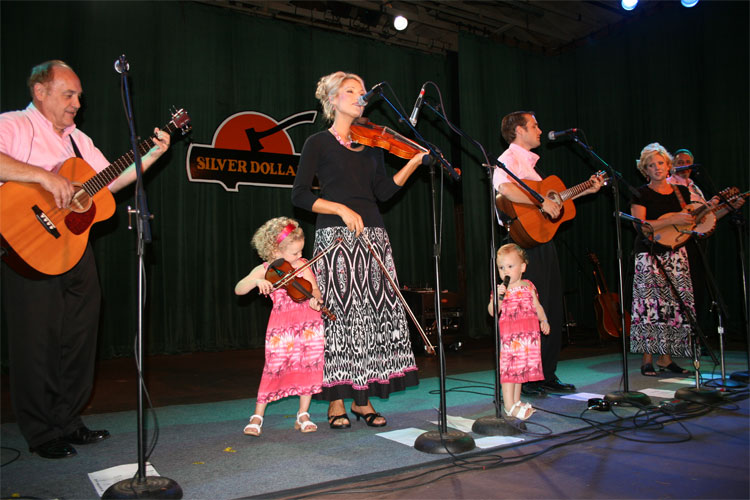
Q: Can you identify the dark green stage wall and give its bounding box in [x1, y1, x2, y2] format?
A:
[457, 2, 749, 341]
[1, 1, 747, 359]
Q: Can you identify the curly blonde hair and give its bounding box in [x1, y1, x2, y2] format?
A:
[636, 142, 673, 179]
[315, 71, 365, 122]
[251, 217, 304, 262]
[496, 243, 528, 266]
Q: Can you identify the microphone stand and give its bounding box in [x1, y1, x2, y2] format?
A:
[729, 209, 750, 383]
[103, 55, 182, 499]
[422, 101, 539, 436]
[568, 136, 650, 406]
[371, 92, 474, 454]
[693, 239, 745, 390]
[705, 183, 750, 384]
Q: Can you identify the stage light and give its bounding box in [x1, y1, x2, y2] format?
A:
[393, 15, 408, 31]
[621, 0, 638, 11]
[681, 0, 699, 7]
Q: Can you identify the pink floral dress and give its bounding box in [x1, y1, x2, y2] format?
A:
[256, 262, 325, 404]
[498, 280, 544, 384]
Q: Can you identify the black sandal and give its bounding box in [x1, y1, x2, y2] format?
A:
[640, 363, 659, 377]
[350, 407, 387, 427]
[657, 362, 690, 375]
[328, 413, 351, 429]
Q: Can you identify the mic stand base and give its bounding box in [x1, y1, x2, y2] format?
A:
[674, 386, 724, 405]
[414, 429, 476, 455]
[604, 391, 652, 406]
[730, 370, 749, 383]
[472, 415, 524, 435]
[704, 378, 746, 389]
[102, 476, 182, 499]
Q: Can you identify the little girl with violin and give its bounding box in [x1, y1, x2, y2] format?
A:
[234, 217, 325, 436]
[488, 243, 549, 421]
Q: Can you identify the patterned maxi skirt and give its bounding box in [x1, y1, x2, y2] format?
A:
[312, 226, 419, 405]
[630, 247, 694, 357]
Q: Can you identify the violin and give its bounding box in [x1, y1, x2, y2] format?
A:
[265, 259, 336, 321]
[350, 118, 428, 159]
[266, 238, 344, 322]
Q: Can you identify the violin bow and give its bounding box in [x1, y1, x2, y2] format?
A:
[359, 233, 436, 355]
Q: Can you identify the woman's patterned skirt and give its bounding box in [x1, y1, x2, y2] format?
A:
[312, 226, 419, 405]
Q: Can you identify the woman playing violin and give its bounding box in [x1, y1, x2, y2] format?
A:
[291, 71, 427, 429]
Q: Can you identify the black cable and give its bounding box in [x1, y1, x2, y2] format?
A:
[0, 446, 21, 467]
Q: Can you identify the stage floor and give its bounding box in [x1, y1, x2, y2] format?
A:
[1, 338, 748, 499]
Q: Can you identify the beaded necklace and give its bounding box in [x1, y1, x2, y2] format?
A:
[329, 127, 352, 149]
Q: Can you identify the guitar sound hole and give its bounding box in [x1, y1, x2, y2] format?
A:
[70, 184, 92, 213]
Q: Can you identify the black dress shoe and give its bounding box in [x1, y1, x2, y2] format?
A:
[63, 426, 110, 445]
[521, 382, 547, 397]
[541, 378, 576, 392]
[30, 438, 77, 459]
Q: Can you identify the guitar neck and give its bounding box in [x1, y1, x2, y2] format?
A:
[560, 178, 596, 202]
[81, 120, 179, 196]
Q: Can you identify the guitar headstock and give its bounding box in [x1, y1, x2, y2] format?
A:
[169, 107, 192, 136]
[718, 186, 739, 199]
[596, 170, 611, 186]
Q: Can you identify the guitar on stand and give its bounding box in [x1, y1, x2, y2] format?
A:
[587, 252, 630, 339]
[495, 171, 609, 248]
[0, 109, 191, 276]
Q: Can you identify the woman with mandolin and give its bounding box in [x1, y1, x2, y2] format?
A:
[291, 71, 428, 429]
[630, 143, 694, 377]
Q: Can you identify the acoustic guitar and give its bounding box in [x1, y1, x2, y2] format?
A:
[0, 108, 191, 276]
[647, 187, 748, 249]
[495, 171, 608, 249]
[587, 252, 630, 339]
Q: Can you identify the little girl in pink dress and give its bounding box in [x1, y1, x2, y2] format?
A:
[235, 217, 325, 436]
[488, 243, 549, 421]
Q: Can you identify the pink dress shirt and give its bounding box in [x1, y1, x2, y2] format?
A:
[0, 103, 110, 184]
[492, 143, 542, 191]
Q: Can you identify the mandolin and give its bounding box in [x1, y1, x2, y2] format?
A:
[646, 187, 747, 249]
[587, 252, 630, 339]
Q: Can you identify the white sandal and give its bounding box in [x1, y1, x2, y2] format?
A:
[294, 411, 317, 433]
[504, 401, 534, 421]
[243, 414, 264, 436]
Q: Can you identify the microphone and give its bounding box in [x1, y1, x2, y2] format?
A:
[614, 211, 646, 225]
[679, 228, 707, 238]
[498, 275, 511, 301]
[408, 84, 426, 126]
[672, 164, 700, 173]
[547, 128, 579, 141]
[357, 82, 385, 107]
[114, 55, 129, 74]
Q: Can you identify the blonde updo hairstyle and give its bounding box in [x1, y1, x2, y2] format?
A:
[251, 217, 304, 262]
[315, 71, 365, 122]
[496, 243, 528, 267]
[636, 142, 673, 179]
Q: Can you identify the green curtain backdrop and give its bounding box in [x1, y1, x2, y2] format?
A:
[0, 1, 458, 358]
[1, 1, 748, 360]
[457, 1, 749, 340]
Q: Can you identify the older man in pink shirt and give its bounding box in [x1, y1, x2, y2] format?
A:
[0, 60, 170, 459]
